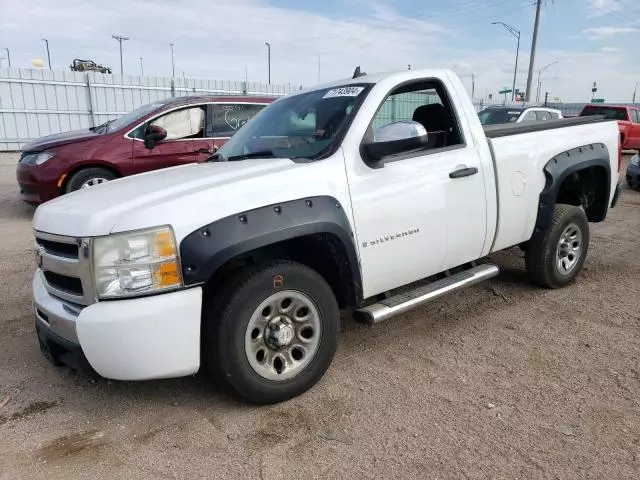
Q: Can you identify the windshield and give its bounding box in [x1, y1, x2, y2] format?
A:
[100, 101, 168, 134]
[580, 106, 628, 121]
[216, 84, 370, 161]
[478, 108, 523, 125]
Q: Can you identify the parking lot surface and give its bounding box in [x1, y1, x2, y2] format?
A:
[1, 152, 639, 480]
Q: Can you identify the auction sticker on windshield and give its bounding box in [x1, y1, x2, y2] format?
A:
[323, 86, 365, 98]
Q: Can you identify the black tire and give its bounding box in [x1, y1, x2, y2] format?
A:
[64, 167, 117, 193]
[203, 260, 340, 404]
[525, 204, 589, 289]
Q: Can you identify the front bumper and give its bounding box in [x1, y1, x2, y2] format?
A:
[16, 162, 61, 205]
[33, 270, 203, 380]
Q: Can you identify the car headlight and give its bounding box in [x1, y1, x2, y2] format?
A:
[93, 226, 182, 299]
[21, 151, 55, 166]
[631, 155, 639, 167]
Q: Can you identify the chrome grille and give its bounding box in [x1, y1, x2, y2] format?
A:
[35, 231, 96, 306]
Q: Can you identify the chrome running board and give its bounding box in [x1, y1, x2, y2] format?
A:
[354, 264, 500, 324]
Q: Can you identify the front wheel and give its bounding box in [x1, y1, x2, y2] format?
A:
[525, 204, 589, 288]
[203, 260, 340, 404]
[65, 167, 117, 193]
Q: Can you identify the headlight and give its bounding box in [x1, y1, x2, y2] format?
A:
[93, 226, 182, 299]
[631, 155, 639, 167]
[21, 151, 55, 166]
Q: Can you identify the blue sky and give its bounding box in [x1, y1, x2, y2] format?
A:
[1, 0, 639, 102]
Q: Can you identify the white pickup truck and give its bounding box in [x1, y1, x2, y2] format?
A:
[31, 68, 622, 403]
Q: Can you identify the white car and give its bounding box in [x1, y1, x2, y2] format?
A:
[478, 106, 563, 125]
[32, 68, 621, 403]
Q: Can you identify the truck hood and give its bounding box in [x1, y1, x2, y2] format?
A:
[33, 159, 314, 238]
[23, 128, 100, 152]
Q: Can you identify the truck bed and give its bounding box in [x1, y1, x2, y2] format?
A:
[483, 115, 607, 138]
[484, 118, 620, 254]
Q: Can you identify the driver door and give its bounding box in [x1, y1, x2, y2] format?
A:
[345, 80, 488, 298]
[130, 106, 205, 175]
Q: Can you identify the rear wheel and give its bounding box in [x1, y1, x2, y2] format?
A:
[203, 260, 340, 404]
[525, 204, 589, 288]
[65, 167, 117, 193]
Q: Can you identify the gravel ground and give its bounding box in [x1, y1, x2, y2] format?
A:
[1, 152, 639, 480]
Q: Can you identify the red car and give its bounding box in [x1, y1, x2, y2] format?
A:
[16, 95, 275, 204]
[579, 104, 640, 150]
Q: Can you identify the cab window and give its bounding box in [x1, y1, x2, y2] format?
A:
[367, 79, 463, 152]
[536, 111, 552, 121]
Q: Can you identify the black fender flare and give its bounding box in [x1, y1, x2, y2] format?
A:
[179, 195, 362, 302]
[534, 143, 611, 235]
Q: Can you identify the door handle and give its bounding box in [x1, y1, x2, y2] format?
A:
[449, 166, 478, 179]
[195, 148, 213, 154]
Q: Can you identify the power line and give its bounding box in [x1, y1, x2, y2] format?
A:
[281, 0, 524, 51]
[412, 0, 517, 22]
[582, 0, 639, 23]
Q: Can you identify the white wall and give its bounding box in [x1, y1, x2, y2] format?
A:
[0, 67, 298, 151]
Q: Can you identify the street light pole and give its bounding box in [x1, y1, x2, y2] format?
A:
[633, 81, 639, 104]
[42, 39, 51, 69]
[139, 57, 144, 76]
[536, 61, 558, 104]
[112, 35, 129, 75]
[265, 42, 271, 84]
[492, 21, 520, 102]
[170, 43, 175, 78]
[3, 48, 10, 68]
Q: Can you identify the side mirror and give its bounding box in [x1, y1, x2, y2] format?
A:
[362, 121, 428, 164]
[144, 124, 167, 149]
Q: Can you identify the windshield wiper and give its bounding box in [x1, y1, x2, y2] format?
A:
[226, 150, 277, 161]
[90, 120, 113, 133]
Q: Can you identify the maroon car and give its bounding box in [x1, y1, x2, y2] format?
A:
[16, 95, 275, 204]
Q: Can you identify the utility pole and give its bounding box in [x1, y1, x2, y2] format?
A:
[525, 0, 542, 103]
[139, 57, 144, 76]
[492, 22, 520, 102]
[633, 81, 638, 103]
[265, 42, 271, 84]
[318, 55, 321, 83]
[544, 91, 549, 107]
[3, 48, 10, 68]
[42, 39, 51, 69]
[112, 35, 129, 75]
[472, 73, 476, 101]
[170, 43, 175, 78]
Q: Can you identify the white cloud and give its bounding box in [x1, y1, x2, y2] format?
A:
[582, 26, 638, 39]
[0, 0, 638, 102]
[587, 0, 623, 17]
[601, 46, 621, 52]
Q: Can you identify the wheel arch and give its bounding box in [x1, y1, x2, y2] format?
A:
[533, 143, 611, 237]
[60, 162, 122, 192]
[179, 196, 363, 308]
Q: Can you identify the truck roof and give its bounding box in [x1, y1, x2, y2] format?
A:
[309, 68, 457, 91]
